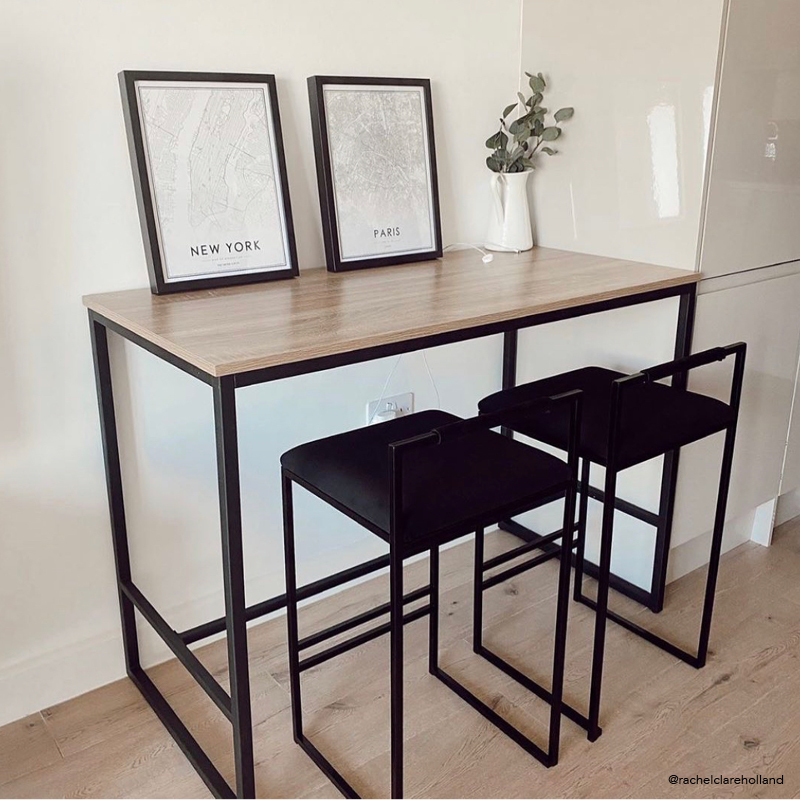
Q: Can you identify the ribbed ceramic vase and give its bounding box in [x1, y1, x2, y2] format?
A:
[486, 170, 533, 252]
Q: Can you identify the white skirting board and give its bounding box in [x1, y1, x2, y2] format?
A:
[776, 487, 800, 528]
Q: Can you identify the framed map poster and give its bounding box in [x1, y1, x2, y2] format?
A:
[308, 76, 442, 272]
[119, 71, 298, 294]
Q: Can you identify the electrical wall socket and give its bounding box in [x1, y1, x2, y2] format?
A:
[365, 392, 414, 425]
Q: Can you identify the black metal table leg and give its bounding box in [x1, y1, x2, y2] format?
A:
[90, 314, 235, 799]
[90, 318, 141, 677]
[213, 377, 256, 799]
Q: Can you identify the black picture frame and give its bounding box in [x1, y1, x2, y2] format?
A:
[119, 70, 298, 294]
[308, 75, 443, 273]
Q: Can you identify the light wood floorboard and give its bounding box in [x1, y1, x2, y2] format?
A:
[2, 519, 800, 798]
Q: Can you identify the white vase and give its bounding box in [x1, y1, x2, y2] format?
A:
[485, 170, 533, 252]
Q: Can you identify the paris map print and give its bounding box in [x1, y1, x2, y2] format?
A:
[323, 85, 435, 261]
[137, 82, 289, 281]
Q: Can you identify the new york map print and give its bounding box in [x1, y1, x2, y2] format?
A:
[324, 86, 435, 261]
[139, 83, 287, 280]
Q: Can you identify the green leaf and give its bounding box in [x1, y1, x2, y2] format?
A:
[529, 74, 546, 93]
[508, 117, 527, 135]
[486, 155, 503, 172]
[554, 107, 574, 122]
[486, 130, 509, 150]
[532, 118, 544, 136]
[541, 126, 561, 141]
[502, 103, 517, 119]
[521, 157, 536, 169]
[541, 146, 557, 155]
[517, 91, 527, 106]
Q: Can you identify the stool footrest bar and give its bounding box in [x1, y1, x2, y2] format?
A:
[298, 604, 430, 672]
[483, 523, 579, 572]
[298, 584, 431, 650]
[501, 518, 657, 610]
[579, 482, 660, 528]
[482, 549, 560, 590]
[120, 581, 233, 720]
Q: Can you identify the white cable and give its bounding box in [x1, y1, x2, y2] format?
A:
[367, 355, 403, 425]
[443, 242, 494, 263]
[421, 350, 441, 410]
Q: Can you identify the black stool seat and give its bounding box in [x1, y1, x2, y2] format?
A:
[281, 409, 571, 550]
[479, 366, 735, 469]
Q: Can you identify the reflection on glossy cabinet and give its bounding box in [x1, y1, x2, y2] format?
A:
[700, 0, 800, 278]
[521, 0, 724, 270]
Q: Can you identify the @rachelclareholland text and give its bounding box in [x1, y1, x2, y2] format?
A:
[669, 774, 783, 785]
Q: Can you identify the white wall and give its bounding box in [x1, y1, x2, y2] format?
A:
[0, 0, 523, 726]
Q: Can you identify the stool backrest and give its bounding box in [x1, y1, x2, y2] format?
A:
[607, 341, 746, 466]
[386, 390, 583, 542]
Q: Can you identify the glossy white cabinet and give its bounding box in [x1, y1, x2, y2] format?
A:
[521, 0, 724, 270]
[700, 0, 800, 278]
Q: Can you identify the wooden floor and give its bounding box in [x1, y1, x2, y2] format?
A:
[3, 519, 800, 799]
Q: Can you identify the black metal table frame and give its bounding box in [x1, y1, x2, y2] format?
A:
[87, 279, 695, 799]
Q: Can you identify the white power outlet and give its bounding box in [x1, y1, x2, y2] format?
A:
[365, 392, 414, 425]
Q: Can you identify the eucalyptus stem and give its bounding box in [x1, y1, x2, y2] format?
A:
[485, 71, 574, 174]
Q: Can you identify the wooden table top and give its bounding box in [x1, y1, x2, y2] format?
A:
[83, 247, 700, 378]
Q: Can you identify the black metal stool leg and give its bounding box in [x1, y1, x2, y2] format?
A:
[473, 528, 484, 653]
[282, 471, 359, 800]
[587, 466, 616, 741]
[429, 546, 439, 674]
[696, 424, 737, 667]
[548, 483, 577, 762]
[282, 473, 303, 745]
[390, 544, 404, 799]
[573, 458, 591, 602]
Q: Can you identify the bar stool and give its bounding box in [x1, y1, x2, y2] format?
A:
[281, 393, 581, 799]
[478, 343, 746, 742]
